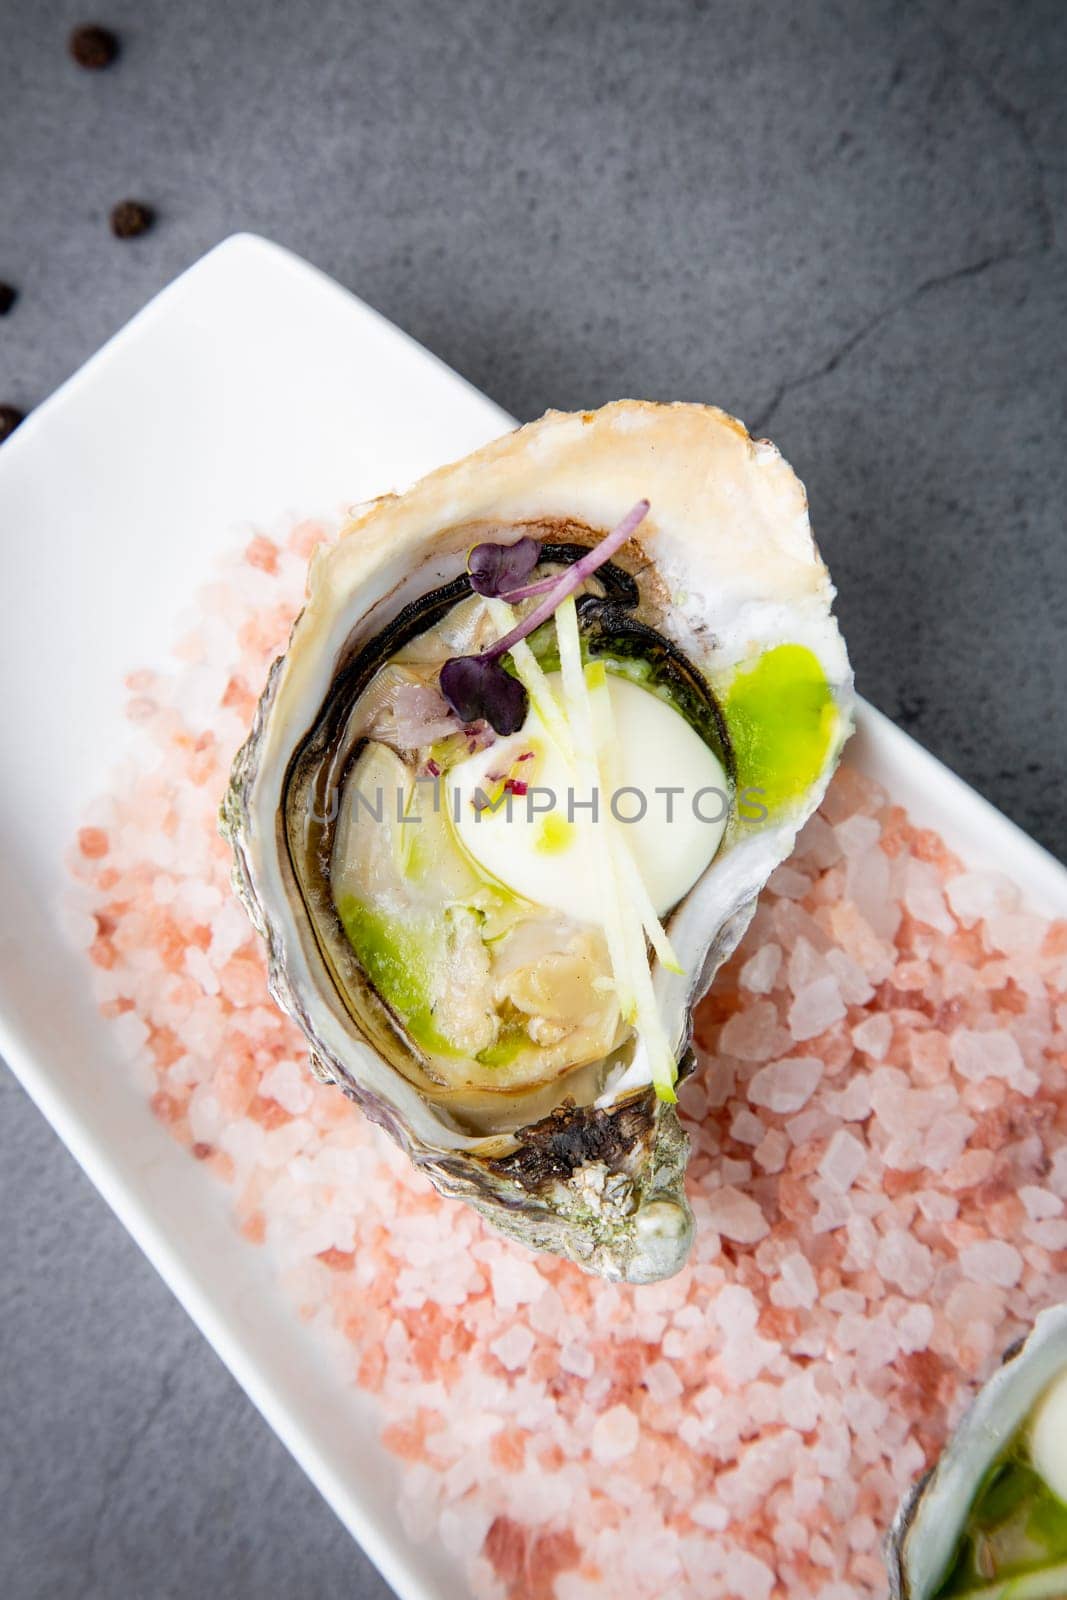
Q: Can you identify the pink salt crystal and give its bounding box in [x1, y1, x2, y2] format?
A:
[985, 911, 1047, 959]
[786, 1106, 840, 1146]
[847, 1513, 879, 1553]
[916, 1189, 959, 1223]
[1020, 1186, 1064, 1221]
[909, 1029, 951, 1084]
[875, 1230, 935, 1294]
[825, 946, 874, 1005]
[768, 863, 810, 899]
[953, 1024, 1030, 1088]
[904, 859, 956, 935]
[788, 975, 846, 1041]
[772, 1251, 818, 1309]
[259, 1058, 315, 1116]
[818, 1129, 867, 1194]
[754, 1128, 789, 1173]
[738, 942, 782, 994]
[822, 1073, 872, 1121]
[961, 1239, 1024, 1289]
[813, 1192, 852, 1234]
[844, 1212, 878, 1269]
[689, 1497, 729, 1532]
[846, 845, 899, 941]
[1046, 1147, 1067, 1201]
[748, 1056, 823, 1114]
[1026, 1218, 1067, 1251]
[774, 897, 834, 951]
[944, 1147, 996, 1190]
[721, 1548, 775, 1600]
[895, 1302, 934, 1354]
[644, 1361, 683, 1404]
[489, 1253, 546, 1311]
[836, 813, 882, 857]
[787, 936, 828, 993]
[795, 810, 843, 869]
[830, 902, 897, 982]
[719, 1000, 792, 1061]
[559, 1342, 594, 1379]
[922, 1112, 976, 1174]
[714, 1284, 760, 1335]
[780, 1371, 820, 1431]
[591, 1404, 639, 1465]
[720, 1157, 753, 1185]
[823, 1288, 865, 1315]
[851, 1012, 892, 1061]
[489, 1324, 537, 1376]
[729, 1108, 765, 1147]
[945, 869, 1021, 928]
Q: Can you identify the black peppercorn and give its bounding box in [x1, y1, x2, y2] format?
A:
[110, 200, 154, 239]
[69, 24, 120, 70]
[0, 405, 26, 443]
[0, 283, 16, 316]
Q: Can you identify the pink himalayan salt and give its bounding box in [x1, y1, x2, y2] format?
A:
[960, 1239, 1024, 1289]
[591, 1404, 640, 1464]
[789, 975, 846, 1041]
[951, 1028, 1039, 1095]
[754, 1128, 789, 1172]
[1020, 1186, 1064, 1221]
[875, 1230, 935, 1295]
[818, 1129, 867, 1194]
[489, 1324, 536, 1372]
[851, 1012, 892, 1060]
[771, 1252, 818, 1309]
[739, 942, 782, 994]
[904, 859, 956, 935]
[836, 814, 881, 857]
[730, 1107, 766, 1147]
[945, 870, 1020, 928]
[1027, 1218, 1067, 1250]
[718, 1000, 792, 1061]
[747, 1056, 823, 1114]
[70, 519, 1067, 1600]
[706, 1186, 769, 1243]
[822, 1074, 872, 1121]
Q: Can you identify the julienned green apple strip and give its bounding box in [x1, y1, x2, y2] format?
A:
[554, 595, 679, 1103]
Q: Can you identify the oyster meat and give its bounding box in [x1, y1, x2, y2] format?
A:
[889, 1304, 1067, 1599]
[222, 401, 853, 1281]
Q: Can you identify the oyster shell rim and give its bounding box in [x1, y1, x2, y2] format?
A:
[886, 1302, 1067, 1598]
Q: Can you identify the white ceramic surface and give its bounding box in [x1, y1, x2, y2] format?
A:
[1, 234, 1065, 1600]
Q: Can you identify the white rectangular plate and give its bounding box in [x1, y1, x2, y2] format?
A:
[2, 234, 1065, 1600]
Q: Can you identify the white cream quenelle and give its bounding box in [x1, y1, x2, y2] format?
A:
[222, 401, 852, 1281]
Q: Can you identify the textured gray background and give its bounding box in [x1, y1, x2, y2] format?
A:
[1, 2, 1065, 1597]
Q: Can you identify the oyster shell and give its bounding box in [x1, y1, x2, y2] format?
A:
[222, 401, 852, 1281]
[888, 1303, 1067, 1598]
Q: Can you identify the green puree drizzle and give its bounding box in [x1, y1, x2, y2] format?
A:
[723, 643, 837, 813]
[335, 896, 463, 1059]
[933, 1449, 1067, 1599]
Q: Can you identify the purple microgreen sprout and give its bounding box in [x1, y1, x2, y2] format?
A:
[439, 654, 529, 736]
[442, 500, 650, 734]
[466, 536, 541, 598]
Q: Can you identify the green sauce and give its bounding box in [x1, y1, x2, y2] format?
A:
[335, 896, 463, 1059]
[722, 643, 837, 814]
[933, 1447, 1067, 1598]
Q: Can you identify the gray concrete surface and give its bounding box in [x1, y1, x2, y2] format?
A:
[1, 1, 1064, 1596]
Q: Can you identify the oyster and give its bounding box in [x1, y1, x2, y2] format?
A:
[222, 401, 852, 1281]
[889, 1304, 1067, 1599]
